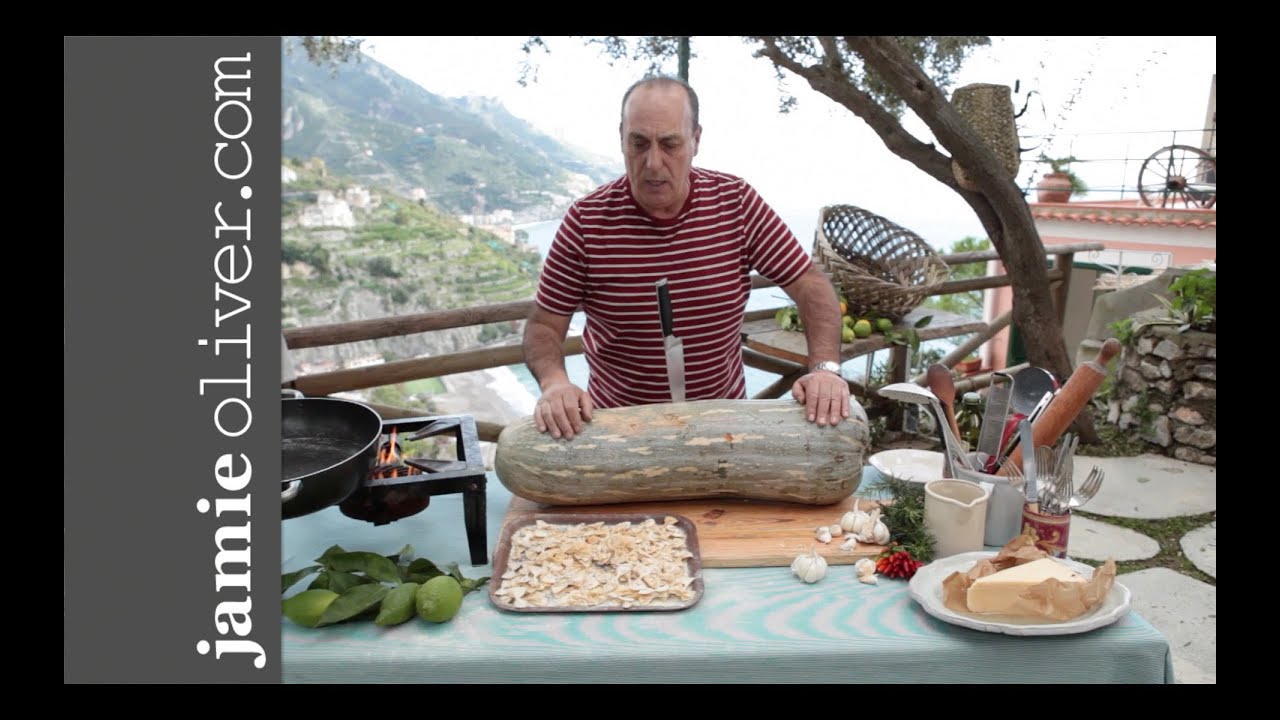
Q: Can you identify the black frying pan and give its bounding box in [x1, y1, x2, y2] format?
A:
[282, 392, 383, 519]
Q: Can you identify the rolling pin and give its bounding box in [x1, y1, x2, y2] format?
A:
[997, 338, 1121, 477]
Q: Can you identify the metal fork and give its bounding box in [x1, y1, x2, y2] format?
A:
[1070, 468, 1104, 509]
[1049, 474, 1073, 515]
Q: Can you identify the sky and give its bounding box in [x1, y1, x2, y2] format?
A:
[359, 36, 1216, 250]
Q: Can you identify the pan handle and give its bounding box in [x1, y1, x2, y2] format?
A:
[282, 480, 301, 503]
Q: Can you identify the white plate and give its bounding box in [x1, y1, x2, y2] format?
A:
[868, 449, 945, 484]
[907, 551, 1132, 636]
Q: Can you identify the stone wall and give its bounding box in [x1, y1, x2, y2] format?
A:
[1109, 323, 1216, 465]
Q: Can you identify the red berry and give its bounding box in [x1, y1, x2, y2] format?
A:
[874, 549, 922, 579]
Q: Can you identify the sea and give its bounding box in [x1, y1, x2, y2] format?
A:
[499, 208, 960, 408]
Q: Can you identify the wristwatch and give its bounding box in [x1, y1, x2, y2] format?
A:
[811, 361, 842, 376]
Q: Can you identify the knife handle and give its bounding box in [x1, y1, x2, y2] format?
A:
[656, 279, 674, 336]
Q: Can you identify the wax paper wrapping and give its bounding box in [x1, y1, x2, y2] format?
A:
[940, 535, 1117, 622]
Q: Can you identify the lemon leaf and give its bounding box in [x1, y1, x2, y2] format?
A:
[316, 584, 391, 627]
[282, 565, 322, 594]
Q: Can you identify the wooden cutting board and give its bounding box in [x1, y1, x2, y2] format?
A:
[503, 495, 889, 568]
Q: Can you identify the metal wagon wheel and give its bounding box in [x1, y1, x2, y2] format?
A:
[1138, 144, 1216, 209]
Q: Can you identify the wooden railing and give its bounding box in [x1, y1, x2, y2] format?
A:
[284, 242, 1104, 441]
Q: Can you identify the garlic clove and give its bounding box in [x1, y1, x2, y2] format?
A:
[840, 536, 858, 552]
[854, 558, 877, 578]
[829, 524, 843, 537]
[858, 574, 878, 585]
[817, 530, 833, 544]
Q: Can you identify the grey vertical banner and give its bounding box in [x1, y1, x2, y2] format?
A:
[65, 37, 282, 682]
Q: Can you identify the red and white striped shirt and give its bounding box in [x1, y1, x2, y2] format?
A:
[535, 168, 813, 408]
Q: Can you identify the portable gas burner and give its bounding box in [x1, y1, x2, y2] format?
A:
[338, 414, 488, 566]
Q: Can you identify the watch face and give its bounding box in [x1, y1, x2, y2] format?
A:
[815, 361, 841, 374]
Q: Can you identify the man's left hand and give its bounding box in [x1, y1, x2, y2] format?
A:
[792, 371, 851, 426]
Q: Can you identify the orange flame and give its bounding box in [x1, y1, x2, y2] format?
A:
[375, 428, 400, 478]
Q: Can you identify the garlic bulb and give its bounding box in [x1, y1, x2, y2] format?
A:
[870, 519, 891, 546]
[840, 510, 869, 535]
[855, 508, 888, 544]
[792, 547, 827, 583]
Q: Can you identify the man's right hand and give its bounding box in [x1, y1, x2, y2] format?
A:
[534, 381, 594, 440]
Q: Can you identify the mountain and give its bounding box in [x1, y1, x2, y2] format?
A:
[281, 159, 544, 374]
[281, 45, 621, 220]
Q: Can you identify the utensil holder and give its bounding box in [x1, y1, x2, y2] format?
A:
[1020, 504, 1071, 559]
[946, 452, 1023, 547]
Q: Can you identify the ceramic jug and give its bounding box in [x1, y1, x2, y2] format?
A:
[924, 479, 989, 559]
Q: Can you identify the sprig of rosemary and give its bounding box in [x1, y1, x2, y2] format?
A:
[875, 475, 936, 563]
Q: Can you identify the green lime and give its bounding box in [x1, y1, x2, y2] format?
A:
[416, 576, 464, 623]
[876, 318, 894, 333]
[282, 589, 340, 628]
[376, 582, 421, 627]
[841, 325, 855, 343]
[853, 319, 873, 339]
[842, 314, 855, 327]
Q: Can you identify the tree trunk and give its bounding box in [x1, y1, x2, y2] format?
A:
[842, 37, 1097, 443]
[753, 37, 1098, 443]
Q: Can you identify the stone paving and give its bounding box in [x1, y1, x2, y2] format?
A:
[1067, 453, 1216, 684]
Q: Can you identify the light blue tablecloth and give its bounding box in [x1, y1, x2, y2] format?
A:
[281, 470, 1175, 684]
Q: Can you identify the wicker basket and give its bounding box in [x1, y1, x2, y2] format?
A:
[812, 205, 950, 322]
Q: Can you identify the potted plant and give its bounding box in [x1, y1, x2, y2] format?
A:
[1153, 268, 1216, 334]
[955, 353, 983, 375]
[1035, 154, 1088, 203]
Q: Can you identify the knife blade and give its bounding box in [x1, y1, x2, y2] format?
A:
[656, 279, 686, 402]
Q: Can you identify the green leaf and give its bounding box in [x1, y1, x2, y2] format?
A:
[386, 544, 414, 564]
[282, 565, 322, 594]
[315, 545, 349, 565]
[459, 576, 491, 594]
[914, 315, 934, 329]
[316, 584, 391, 627]
[405, 557, 445, 584]
[308, 572, 331, 590]
[321, 551, 403, 584]
[327, 571, 375, 594]
[447, 563, 492, 594]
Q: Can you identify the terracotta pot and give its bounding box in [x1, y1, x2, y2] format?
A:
[1036, 172, 1074, 203]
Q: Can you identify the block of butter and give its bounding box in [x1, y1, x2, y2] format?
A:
[966, 558, 1088, 616]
